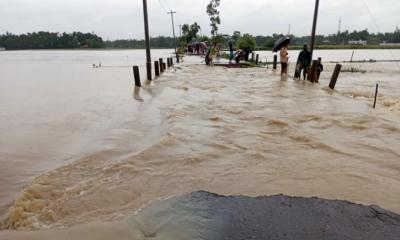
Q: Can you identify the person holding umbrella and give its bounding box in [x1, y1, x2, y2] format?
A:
[272, 36, 291, 76]
[280, 43, 289, 76]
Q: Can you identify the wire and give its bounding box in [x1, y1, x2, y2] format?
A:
[360, 0, 400, 70]
[360, 0, 381, 32]
[157, 0, 167, 11]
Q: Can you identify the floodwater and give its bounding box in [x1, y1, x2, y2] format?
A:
[0, 49, 400, 238]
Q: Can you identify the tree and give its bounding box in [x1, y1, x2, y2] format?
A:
[181, 22, 201, 43]
[237, 34, 256, 51]
[231, 31, 241, 42]
[211, 34, 225, 46]
[206, 0, 221, 36]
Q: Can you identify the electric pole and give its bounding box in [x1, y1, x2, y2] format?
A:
[142, 0, 152, 80]
[167, 10, 179, 63]
[309, 0, 320, 60]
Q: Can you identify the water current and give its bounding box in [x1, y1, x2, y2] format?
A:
[0, 49, 399, 238]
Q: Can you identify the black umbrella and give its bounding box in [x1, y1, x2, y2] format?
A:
[272, 36, 291, 52]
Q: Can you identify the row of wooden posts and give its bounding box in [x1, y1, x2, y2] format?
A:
[250, 53, 260, 65]
[270, 55, 379, 108]
[270, 54, 342, 90]
[133, 57, 175, 87]
[134, 54, 379, 109]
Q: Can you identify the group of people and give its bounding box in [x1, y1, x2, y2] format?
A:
[280, 44, 323, 81]
[196, 40, 323, 81]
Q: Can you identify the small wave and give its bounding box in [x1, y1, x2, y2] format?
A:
[267, 119, 289, 127]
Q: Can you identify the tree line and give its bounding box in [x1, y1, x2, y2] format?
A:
[1, 28, 399, 50]
[105, 36, 176, 49]
[0, 32, 105, 50]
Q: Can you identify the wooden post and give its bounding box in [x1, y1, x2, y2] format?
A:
[159, 58, 164, 72]
[251, 53, 255, 62]
[350, 50, 355, 62]
[162, 62, 166, 70]
[176, 52, 180, 63]
[255, 54, 259, 65]
[309, 60, 318, 83]
[171, 57, 174, 66]
[373, 84, 379, 109]
[154, 61, 160, 77]
[146, 62, 152, 80]
[167, 58, 170, 68]
[133, 66, 141, 87]
[329, 64, 342, 90]
[273, 55, 277, 70]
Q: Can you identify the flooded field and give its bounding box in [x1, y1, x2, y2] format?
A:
[0, 49, 399, 237]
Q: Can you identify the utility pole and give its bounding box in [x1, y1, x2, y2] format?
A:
[167, 10, 179, 63]
[309, 0, 320, 60]
[142, 0, 152, 80]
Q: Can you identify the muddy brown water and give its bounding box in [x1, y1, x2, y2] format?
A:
[0, 50, 399, 237]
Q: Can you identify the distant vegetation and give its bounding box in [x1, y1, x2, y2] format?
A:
[0, 32, 104, 50]
[1, 28, 399, 50]
[105, 36, 177, 49]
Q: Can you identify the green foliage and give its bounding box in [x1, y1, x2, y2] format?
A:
[231, 31, 241, 42]
[0, 31, 104, 50]
[236, 34, 256, 50]
[198, 35, 210, 42]
[211, 34, 226, 45]
[181, 22, 201, 43]
[206, 0, 221, 36]
[105, 36, 176, 49]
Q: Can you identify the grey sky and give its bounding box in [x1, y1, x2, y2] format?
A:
[0, 0, 399, 40]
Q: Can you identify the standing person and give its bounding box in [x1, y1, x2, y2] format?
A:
[205, 42, 211, 65]
[228, 40, 235, 64]
[280, 44, 289, 76]
[316, 57, 324, 82]
[297, 44, 311, 80]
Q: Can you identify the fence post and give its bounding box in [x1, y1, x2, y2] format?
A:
[176, 52, 180, 63]
[273, 55, 277, 70]
[309, 60, 318, 83]
[159, 58, 164, 72]
[329, 64, 342, 90]
[133, 66, 141, 87]
[373, 84, 379, 109]
[255, 54, 259, 65]
[146, 62, 152, 81]
[163, 62, 166, 71]
[154, 61, 160, 77]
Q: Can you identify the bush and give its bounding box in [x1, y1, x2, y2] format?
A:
[236, 34, 256, 51]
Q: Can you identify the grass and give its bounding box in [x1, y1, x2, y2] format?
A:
[341, 67, 367, 73]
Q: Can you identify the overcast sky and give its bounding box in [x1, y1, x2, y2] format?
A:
[0, 0, 399, 40]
